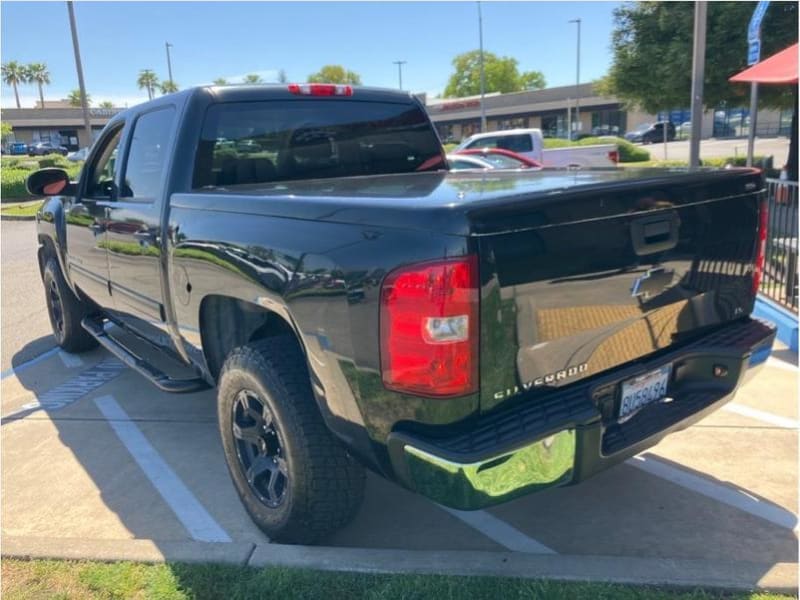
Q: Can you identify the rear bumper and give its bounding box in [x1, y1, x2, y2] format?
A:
[387, 318, 776, 510]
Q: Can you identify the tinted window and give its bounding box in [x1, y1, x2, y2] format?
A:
[466, 136, 500, 149]
[193, 100, 445, 188]
[497, 134, 532, 153]
[121, 107, 175, 201]
[85, 127, 122, 199]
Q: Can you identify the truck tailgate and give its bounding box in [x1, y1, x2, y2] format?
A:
[475, 169, 764, 412]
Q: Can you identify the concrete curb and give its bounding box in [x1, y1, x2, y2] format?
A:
[0, 214, 36, 221]
[2, 537, 797, 593]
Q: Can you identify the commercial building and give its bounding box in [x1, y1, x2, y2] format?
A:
[425, 82, 792, 142]
[1, 103, 122, 150]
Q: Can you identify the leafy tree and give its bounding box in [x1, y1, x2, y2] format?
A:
[67, 89, 91, 107]
[2, 61, 26, 108]
[243, 73, 264, 84]
[443, 50, 546, 97]
[213, 77, 228, 85]
[1, 121, 13, 145]
[26, 63, 50, 109]
[136, 69, 159, 100]
[98, 100, 114, 108]
[307, 65, 362, 85]
[160, 80, 179, 94]
[604, 1, 798, 112]
[277, 69, 288, 83]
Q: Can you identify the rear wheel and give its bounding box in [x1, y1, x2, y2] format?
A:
[217, 336, 365, 544]
[43, 257, 97, 352]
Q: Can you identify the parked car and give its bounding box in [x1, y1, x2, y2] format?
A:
[6, 141, 28, 155]
[28, 141, 68, 156]
[67, 147, 90, 162]
[624, 121, 676, 144]
[454, 147, 542, 168]
[677, 121, 692, 140]
[30, 84, 775, 545]
[447, 153, 496, 170]
[455, 128, 618, 167]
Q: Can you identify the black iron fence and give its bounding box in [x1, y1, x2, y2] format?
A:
[761, 178, 798, 311]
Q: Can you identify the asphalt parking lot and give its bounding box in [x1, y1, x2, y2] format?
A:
[2, 219, 798, 587]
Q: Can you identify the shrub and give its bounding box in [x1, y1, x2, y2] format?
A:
[1, 168, 32, 201]
[38, 154, 71, 169]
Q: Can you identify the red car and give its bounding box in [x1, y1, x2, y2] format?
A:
[453, 147, 542, 169]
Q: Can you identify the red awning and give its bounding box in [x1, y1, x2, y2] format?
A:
[730, 43, 798, 84]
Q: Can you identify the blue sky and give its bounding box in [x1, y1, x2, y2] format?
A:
[1, 1, 621, 108]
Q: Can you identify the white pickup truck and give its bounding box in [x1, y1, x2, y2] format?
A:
[455, 128, 619, 168]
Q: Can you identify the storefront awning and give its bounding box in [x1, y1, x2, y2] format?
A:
[729, 43, 798, 84]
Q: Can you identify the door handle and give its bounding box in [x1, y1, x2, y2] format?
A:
[630, 212, 680, 256]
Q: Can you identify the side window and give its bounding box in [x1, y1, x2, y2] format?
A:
[85, 127, 123, 199]
[467, 136, 499, 149]
[121, 107, 175, 202]
[498, 134, 533, 153]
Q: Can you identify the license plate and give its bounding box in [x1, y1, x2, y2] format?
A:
[619, 364, 672, 422]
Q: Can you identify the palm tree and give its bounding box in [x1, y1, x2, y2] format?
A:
[160, 80, 179, 94]
[98, 100, 114, 109]
[212, 77, 228, 85]
[136, 69, 159, 100]
[67, 89, 91, 108]
[243, 73, 263, 84]
[26, 63, 51, 109]
[2, 61, 26, 108]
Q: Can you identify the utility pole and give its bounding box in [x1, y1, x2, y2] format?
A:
[569, 18, 581, 138]
[689, 1, 707, 168]
[66, 1, 92, 145]
[477, 1, 487, 132]
[165, 42, 174, 84]
[392, 60, 407, 90]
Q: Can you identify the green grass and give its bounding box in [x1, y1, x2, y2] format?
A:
[1, 559, 792, 600]
[0, 200, 43, 217]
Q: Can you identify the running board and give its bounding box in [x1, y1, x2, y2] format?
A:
[81, 316, 210, 393]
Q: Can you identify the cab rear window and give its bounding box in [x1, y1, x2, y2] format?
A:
[192, 100, 445, 189]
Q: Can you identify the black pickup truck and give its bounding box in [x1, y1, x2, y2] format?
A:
[31, 84, 775, 544]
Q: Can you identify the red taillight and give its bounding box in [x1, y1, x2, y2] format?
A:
[380, 256, 479, 397]
[287, 83, 353, 97]
[608, 150, 620, 164]
[752, 197, 769, 293]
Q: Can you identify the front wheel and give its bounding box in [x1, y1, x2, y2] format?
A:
[43, 257, 98, 352]
[217, 337, 365, 544]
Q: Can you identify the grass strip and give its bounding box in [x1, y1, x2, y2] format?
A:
[1, 559, 793, 600]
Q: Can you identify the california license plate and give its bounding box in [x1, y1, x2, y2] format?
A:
[619, 364, 672, 422]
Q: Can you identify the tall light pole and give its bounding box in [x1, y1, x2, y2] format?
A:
[393, 60, 407, 90]
[569, 18, 581, 138]
[477, 1, 487, 132]
[689, 2, 707, 168]
[66, 1, 92, 145]
[165, 42, 174, 83]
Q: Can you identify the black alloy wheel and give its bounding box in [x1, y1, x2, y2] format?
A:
[231, 389, 289, 508]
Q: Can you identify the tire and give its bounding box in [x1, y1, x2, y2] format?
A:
[42, 257, 98, 353]
[218, 336, 365, 544]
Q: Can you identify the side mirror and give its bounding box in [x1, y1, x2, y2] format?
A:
[26, 168, 76, 197]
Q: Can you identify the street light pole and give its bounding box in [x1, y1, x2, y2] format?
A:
[689, 1, 707, 168]
[66, 1, 92, 145]
[392, 60, 407, 90]
[478, 1, 487, 132]
[165, 42, 174, 83]
[569, 18, 581, 137]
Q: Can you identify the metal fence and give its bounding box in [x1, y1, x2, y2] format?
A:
[761, 178, 799, 311]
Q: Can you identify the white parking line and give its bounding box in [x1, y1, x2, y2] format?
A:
[723, 403, 799, 430]
[58, 351, 84, 369]
[628, 454, 798, 531]
[438, 506, 556, 554]
[94, 395, 232, 543]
